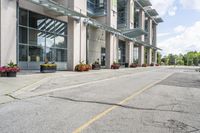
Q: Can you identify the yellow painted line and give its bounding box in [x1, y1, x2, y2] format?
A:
[72, 73, 172, 133]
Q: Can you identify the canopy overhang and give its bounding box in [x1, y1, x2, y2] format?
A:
[136, 0, 152, 7]
[122, 28, 148, 38]
[135, 40, 162, 50]
[146, 9, 159, 17]
[154, 17, 164, 23]
[27, 0, 86, 19]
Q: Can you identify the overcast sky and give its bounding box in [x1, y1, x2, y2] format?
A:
[150, 0, 200, 56]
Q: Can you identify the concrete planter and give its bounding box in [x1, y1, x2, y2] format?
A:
[0, 72, 7, 77]
[40, 66, 57, 73]
[7, 72, 17, 77]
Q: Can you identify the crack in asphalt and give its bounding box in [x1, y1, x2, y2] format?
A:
[143, 119, 200, 133]
[49, 96, 194, 114]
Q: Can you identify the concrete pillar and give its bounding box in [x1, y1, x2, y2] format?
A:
[138, 9, 145, 65]
[67, 0, 87, 70]
[0, 0, 17, 66]
[147, 48, 152, 65]
[127, 0, 134, 29]
[153, 24, 157, 46]
[153, 50, 157, 64]
[147, 18, 153, 45]
[105, 33, 117, 68]
[125, 41, 134, 65]
[105, 0, 118, 68]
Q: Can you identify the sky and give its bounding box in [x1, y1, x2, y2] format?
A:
[150, 0, 200, 56]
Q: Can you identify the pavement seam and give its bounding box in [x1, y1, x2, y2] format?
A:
[11, 68, 163, 99]
[10, 68, 150, 96]
[72, 73, 173, 133]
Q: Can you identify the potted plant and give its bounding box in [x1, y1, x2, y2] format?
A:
[111, 61, 120, 69]
[0, 66, 8, 77]
[6, 61, 20, 77]
[130, 63, 138, 68]
[155, 64, 160, 66]
[40, 63, 57, 73]
[142, 64, 147, 67]
[40, 58, 57, 73]
[150, 63, 154, 66]
[75, 61, 91, 72]
[92, 59, 101, 70]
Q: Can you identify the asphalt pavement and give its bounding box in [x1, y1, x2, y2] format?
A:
[0, 67, 199, 133]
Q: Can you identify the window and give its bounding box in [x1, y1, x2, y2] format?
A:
[19, 27, 28, 44]
[18, 8, 68, 64]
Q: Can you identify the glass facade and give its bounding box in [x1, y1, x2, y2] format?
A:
[118, 41, 126, 65]
[18, 8, 67, 70]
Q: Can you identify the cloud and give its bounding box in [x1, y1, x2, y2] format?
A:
[174, 25, 186, 33]
[168, 6, 177, 16]
[150, 0, 176, 16]
[158, 32, 171, 37]
[158, 21, 200, 55]
[180, 0, 200, 11]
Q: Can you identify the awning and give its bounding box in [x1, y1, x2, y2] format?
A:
[134, 40, 162, 50]
[146, 9, 159, 17]
[136, 0, 152, 7]
[27, 0, 86, 19]
[154, 17, 164, 23]
[122, 28, 148, 38]
[84, 18, 137, 41]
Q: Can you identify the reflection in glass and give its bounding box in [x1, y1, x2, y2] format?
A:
[29, 11, 46, 30]
[19, 27, 28, 44]
[55, 36, 67, 48]
[55, 21, 67, 35]
[19, 9, 28, 26]
[46, 34, 55, 48]
[29, 29, 45, 46]
[46, 47, 55, 62]
[29, 46, 44, 62]
[46, 18, 55, 33]
[55, 49, 67, 62]
[19, 45, 28, 61]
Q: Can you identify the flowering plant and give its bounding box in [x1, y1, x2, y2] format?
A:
[0, 66, 20, 72]
[0, 66, 8, 73]
[6, 67, 20, 72]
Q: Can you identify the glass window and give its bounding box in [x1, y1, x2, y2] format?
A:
[55, 36, 67, 48]
[55, 49, 67, 62]
[46, 18, 55, 33]
[19, 9, 28, 26]
[29, 29, 45, 46]
[19, 27, 28, 44]
[29, 11, 46, 30]
[46, 47, 55, 62]
[29, 46, 44, 62]
[54, 21, 67, 35]
[46, 33, 55, 48]
[19, 45, 28, 61]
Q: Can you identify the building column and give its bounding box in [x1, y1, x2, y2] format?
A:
[138, 9, 145, 65]
[105, 33, 118, 68]
[105, 0, 118, 68]
[152, 23, 157, 47]
[153, 50, 157, 64]
[147, 18, 153, 45]
[0, 0, 17, 66]
[147, 48, 152, 65]
[125, 41, 134, 65]
[67, 1, 87, 70]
